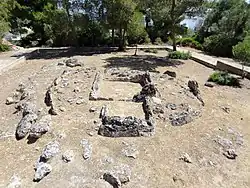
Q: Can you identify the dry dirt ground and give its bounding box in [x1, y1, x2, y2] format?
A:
[0, 49, 249, 188]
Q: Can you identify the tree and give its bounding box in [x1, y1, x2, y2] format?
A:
[168, 0, 204, 51]
[104, 0, 136, 50]
[147, 0, 204, 51]
[0, 0, 17, 40]
[233, 34, 250, 77]
[127, 11, 147, 45]
[10, 0, 57, 46]
[197, 0, 250, 57]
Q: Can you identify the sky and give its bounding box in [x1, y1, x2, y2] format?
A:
[182, 0, 250, 29]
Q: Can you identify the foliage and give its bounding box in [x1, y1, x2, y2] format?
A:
[233, 35, 250, 66]
[203, 34, 236, 57]
[127, 11, 148, 45]
[168, 51, 191, 60]
[104, 0, 137, 50]
[5, 0, 213, 50]
[0, 0, 17, 39]
[154, 37, 163, 45]
[0, 43, 10, 52]
[144, 34, 151, 44]
[208, 71, 241, 87]
[177, 37, 203, 50]
[149, 0, 204, 51]
[197, 0, 250, 57]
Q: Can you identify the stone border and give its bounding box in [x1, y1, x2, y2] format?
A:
[165, 46, 250, 79]
[217, 60, 250, 79]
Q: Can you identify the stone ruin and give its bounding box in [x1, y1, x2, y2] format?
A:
[96, 71, 157, 137]
[4, 59, 207, 185]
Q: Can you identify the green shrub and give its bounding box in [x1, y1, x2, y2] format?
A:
[208, 71, 241, 87]
[203, 35, 237, 57]
[143, 35, 151, 44]
[176, 37, 203, 50]
[154, 37, 163, 45]
[233, 36, 250, 66]
[0, 43, 10, 52]
[144, 49, 158, 54]
[168, 51, 191, 60]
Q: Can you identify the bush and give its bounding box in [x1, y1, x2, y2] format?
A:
[154, 37, 163, 45]
[203, 35, 237, 57]
[233, 36, 250, 66]
[176, 37, 203, 50]
[208, 71, 241, 87]
[144, 49, 158, 54]
[168, 51, 191, 60]
[143, 35, 151, 44]
[0, 43, 10, 52]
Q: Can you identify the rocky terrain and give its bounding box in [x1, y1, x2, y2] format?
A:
[0, 49, 249, 188]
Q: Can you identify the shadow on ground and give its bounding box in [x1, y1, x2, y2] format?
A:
[11, 47, 118, 60]
[104, 55, 184, 72]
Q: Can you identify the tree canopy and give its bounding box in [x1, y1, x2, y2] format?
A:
[0, 0, 249, 62]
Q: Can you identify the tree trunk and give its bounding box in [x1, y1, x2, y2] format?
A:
[170, 0, 176, 51]
[118, 26, 124, 51]
[65, 0, 77, 47]
[122, 27, 126, 47]
[172, 33, 177, 51]
[112, 28, 115, 46]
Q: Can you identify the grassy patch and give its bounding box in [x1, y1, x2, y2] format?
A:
[168, 51, 191, 60]
[208, 71, 241, 87]
[0, 43, 10, 52]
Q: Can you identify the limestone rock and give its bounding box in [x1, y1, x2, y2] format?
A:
[76, 99, 85, 105]
[16, 113, 38, 140]
[122, 146, 139, 159]
[89, 107, 97, 113]
[21, 102, 37, 116]
[179, 153, 192, 163]
[6, 97, 17, 105]
[89, 72, 102, 100]
[188, 80, 204, 106]
[40, 141, 60, 161]
[103, 173, 121, 188]
[64, 58, 83, 67]
[29, 115, 51, 139]
[103, 165, 131, 188]
[81, 139, 92, 160]
[215, 136, 233, 149]
[62, 150, 74, 163]
[44, 88, 53, 107]
[166, 103, 177, 110]
[49, 105, 59, 115]
[57, 61, 65, 66]
[59, 107, 66, 112]
[223, 149, 237, 159]
[152, 97, 162, 105]
[7, 175, 21, 188]
[222, 106, 230, 114]
[34, 162, 52, 182]
[99, 105, 108, 119]
[163, 70, 176, 78]
[204, 82, 215, 88]
[169, 112, 193, 126]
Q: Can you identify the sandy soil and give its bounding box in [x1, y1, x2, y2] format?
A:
[0, 49, 249, 188]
